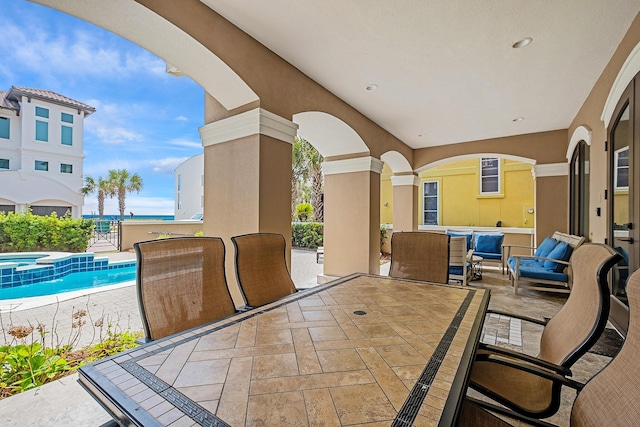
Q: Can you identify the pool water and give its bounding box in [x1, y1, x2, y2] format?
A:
[0, 265, 136, 300]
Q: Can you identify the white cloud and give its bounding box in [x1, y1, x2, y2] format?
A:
[167, 138, 203, 150]
[0, 20, 167, 80]
[83, 100, 145, 145]
[175, 116, 189, 122]
[150, 157, 190, 174]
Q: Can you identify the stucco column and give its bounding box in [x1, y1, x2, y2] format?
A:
[391, 174, 420, 232]
[199, 108, 297, 307]
[321, 156, 383, 280]
[532, 163, 569, 245]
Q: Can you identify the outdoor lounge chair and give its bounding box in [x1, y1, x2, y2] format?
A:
[133, 237, 236, 342]
[231, 232, 297, 308]
[459, 264, 640, 427]
[389, 231, 450, 284]
[467, 243, 621, 420]
[505, 231, 585, 295]
[449, 236, 474, 286]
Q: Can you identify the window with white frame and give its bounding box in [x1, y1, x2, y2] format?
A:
[0, 117, 9, 139]
[35, 106, 49, 142]
[35, 160, 49, 171]
[615, 147, 629, 189]
[480, 157, 500, 194]
[60, 163, 73, 174]
[423, 181, 439, 225]
[0, 158, 9, 169]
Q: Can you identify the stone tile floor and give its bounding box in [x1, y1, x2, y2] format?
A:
[0, 257, 616, 426]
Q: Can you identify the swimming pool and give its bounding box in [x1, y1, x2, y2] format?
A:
[0, 265, 136, 300]
[0, 252, 137, 300]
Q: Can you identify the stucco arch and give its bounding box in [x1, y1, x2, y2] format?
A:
[380, 151, 413, 174]
[567, 125, 592, 162]
[293, 112, 369, 158]
[415, 153, 535, 173]
[602, 40, 640, 128]
[33, 0, 257, 110]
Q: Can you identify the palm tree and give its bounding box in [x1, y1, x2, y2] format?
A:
[302, 139, 324, 222]
[108, 169, 144, 220]
[81, 176, 114, 219]
[292, 137, 309, 220]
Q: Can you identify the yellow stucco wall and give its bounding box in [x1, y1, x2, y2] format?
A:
[380, 165, 394, 224]
[381, 158, 535, 228]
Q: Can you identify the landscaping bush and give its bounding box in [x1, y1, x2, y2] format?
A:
[292, 222, 323, 249]
[0, 210, 93, 253]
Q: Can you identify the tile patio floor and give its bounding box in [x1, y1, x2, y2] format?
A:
[0, 254, 614, 426]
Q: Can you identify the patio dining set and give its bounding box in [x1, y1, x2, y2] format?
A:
[77, 231, 638, 426]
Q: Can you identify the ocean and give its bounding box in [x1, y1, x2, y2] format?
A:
[82, 214, 175, 221]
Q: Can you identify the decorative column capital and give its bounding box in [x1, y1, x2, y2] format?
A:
[391, 175, 420, 187]
[199, 108, 298, 146]
[322, 156, 384, 175]
[532, 163, 568, 178]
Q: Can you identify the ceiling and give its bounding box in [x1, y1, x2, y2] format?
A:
[200, 0, 640, 149]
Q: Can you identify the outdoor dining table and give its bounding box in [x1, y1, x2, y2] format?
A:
[78, 273, 490, 427]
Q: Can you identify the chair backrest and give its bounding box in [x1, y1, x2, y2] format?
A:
[537, 244, 622, 366]
[449, 236, 472, 285]
[551, 231, 585, 249]
[389, 231, 450, 283]
[133, 237, 236, 341]
[570, 268, 640, 426]
[231, 233, 296, 307]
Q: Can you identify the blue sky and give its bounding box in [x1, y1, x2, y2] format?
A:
[0, 0, 205, 216]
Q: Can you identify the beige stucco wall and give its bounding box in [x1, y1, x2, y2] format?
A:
[569, 13, 640, 243]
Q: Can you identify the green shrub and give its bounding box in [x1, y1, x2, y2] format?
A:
[0, 210, 93, 253]
[292, 222, 323, 249]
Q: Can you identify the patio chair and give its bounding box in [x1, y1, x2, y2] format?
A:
[467, 243, 621, 420]
[459, 265, 640, 427]
[389, 231, 450, 283]
[449, 236, 474, 285]
[231, 232, 297, 308]
[133, 237, 236, 342]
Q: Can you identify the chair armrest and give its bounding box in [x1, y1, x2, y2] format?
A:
[486, 309, 548, 326]
[465, 249, 474, 262]
[477, 343, 571, 376]
[476, 352, 583, 390]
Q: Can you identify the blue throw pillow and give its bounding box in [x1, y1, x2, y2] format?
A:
[447, 232, 473, 251]
[534, 237, 559, 264]
[474, 233, 504, 254]
[543, 242, 573, 272]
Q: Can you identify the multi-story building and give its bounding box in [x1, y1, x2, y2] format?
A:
[174, 153, 204, 220]
[0, 86, 95, 218]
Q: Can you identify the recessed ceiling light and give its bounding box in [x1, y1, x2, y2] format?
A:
[513, 116, 524, 122]
[512, 37, 532, 48]
[365, 84, 378, 91]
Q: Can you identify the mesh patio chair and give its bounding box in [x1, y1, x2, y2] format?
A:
[466, 244, 622, 420]
[460, 265, 640, 427]
[231, 233, 297, 308]
[389, 231, 450, 283]
[133, 237, 236, 342]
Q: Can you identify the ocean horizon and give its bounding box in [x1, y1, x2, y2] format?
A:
[83, 214, 175, 221]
